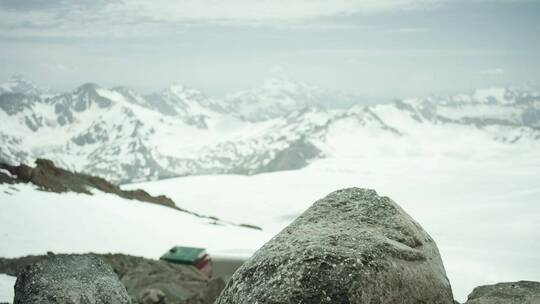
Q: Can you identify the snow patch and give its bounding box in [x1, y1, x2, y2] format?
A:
[0, 274, 16, 303]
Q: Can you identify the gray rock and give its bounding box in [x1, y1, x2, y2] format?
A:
[465, 281, 540, 304]
[138, 289, 165, 304]
[14, 254, 130, 304]
[215, 188, 454, 304]
[101, 254, 225, 304]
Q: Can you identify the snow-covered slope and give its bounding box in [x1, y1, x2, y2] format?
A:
[1, 75, 539, 183]
[2, 140, 538, 301]
[127, 148, 540, 302]
[0, 273, 16, 303]
[0, 183, 269, 258]
[1, 77, 539, 301]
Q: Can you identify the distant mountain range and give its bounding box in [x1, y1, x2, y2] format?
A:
[1, 75, 539, 183]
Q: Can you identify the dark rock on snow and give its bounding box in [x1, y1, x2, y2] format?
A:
[0, 158, 262, 230]
[216, 188, 454, 304]
[0, 158, 176, 208]
[14, 254, 130, 304]
[464, 281, 540, 304]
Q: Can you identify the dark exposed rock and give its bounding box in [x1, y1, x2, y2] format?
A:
[0, 93, 38, 115]
[0, 158, 262, 230]
[215, 188, 454, 304]
[0, 254, 49, 277]
[2, 253, 225, 304]
[104, 254, 225, 304]
[0, 171, 15, 184]
[0, 158, 176, 208]
[13, 254, 130, 304]
[257, 137, 322, 173]
[464, 281, 540, 304]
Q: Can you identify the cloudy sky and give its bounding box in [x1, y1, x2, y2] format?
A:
[0, 0, 539, 98]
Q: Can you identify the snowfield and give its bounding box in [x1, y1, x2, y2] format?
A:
[2, 148, 539, 302]
[0, 274, 16, 303]
[129, 155, 540, 302]
[1, 77, 540, 302]
[0, 184, 270, 259]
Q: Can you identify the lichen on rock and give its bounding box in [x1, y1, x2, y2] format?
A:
[215, 188, 454, 304]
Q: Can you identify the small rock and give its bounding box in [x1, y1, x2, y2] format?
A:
[138, 288, 165, 304]
[465, 281, 540, 304]
[109, 254, 225, 304]
[14, 254, 130, 304]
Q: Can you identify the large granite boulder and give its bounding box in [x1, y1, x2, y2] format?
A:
[215, 188, 454, 304]
[14, 254, 130, 304]
[464, 281, 540, 304]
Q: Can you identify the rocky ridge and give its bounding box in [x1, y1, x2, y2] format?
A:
[0, 158, 261, 230]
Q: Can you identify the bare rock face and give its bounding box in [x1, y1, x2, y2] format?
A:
[0, 159, 176, 208]
[14, 254, 130, 304]
[464, 281, 540, 304]
[102, 254, 225, 304]
[215, 188, 454, 304]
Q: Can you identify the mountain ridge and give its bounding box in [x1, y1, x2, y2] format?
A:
[1, 75, 539, 183]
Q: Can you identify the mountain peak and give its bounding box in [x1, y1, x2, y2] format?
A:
[224, 78, 324, 121]
[164, 83, 207, 100]
[76, 83, 100, 93]
[471, 87, 513, 104]
[0, 74, 42, 95]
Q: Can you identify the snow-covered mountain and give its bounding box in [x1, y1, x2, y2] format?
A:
[0, 75, 44, 96]
[224, 78, 325, 121]
[1, 75, 539, 183]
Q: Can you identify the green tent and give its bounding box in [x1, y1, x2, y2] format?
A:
[160, 246, 207, 265]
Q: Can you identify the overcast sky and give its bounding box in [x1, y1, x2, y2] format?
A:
[0, 0, 539, 98]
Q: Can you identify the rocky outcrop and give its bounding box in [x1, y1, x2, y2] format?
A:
[0, 159, 262, 230]
[464, 281, 540, 304]
[13, 254, 130, 304]
[215, 188, 454, 304]
[101, 254, 225, 304]
[0, 158, 176, 208]
[1, 253, 226, 304]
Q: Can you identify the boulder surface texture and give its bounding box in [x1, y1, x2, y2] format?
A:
[465, 281, 540, 304]
[14, 254, 130, 304]
[102, 254, 225, 304]
[215, 188, 454, 304]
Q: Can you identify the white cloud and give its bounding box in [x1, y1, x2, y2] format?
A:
[481, 68, 505, 75]
[0, 0, 443, 38]
[106, 0, 443, 23]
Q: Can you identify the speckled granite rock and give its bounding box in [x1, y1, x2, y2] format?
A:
[14, 254, 130, 304]
[2, 253, 225, 304]
[465, 281, 540, 304]
[215, 188, 454, 304]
